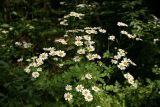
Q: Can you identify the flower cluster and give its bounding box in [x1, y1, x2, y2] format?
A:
[111, 49, 136, 70]
[120, 30, 142, 41]
[76, 4, 87, 8]
[124, 72, 137, 88]
[66, 29, 84, 33]
[55, 38, 67, 45]
[64, 12, 85, 19]
[64, 27, 106, 36]
[84, 27, 106, 34]
[56, 27, 104, 62]
[117, 22, 142, 41]
[82, 89, 93, 102]
[67, 27, 106, 61]
[15, 41, 32, 48]
[108, 35, 115, 41]
[63, 27, 106, 35]
[17, 57, 23, 62]
[24, 21, 106, 78]
[24, 47, 66, 78]
[64, 74, 100, 103]
[76, 3, 97, 8]
[74, 35, 101, 61]
[153, 38, 159, 44]
[60, 19, 68, 26]
[0, 26, 13, 35]
[120, 30, 136, 39]
[0, 29, 9, 34]
[117, 22, 128, 27]
[59, 12, 85, 25]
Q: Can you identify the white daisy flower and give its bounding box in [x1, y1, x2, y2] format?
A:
[117, 51, 126, 57]
[17, 57, 23, 62]
[2, 30, 8, 34]
[15, 42, 22, 46]
[85, 73, 92, 79]
[56, 50, 66, 57]
[124, 72, 134, 80]
[55, 39, 67, 45]
[64, 93, 73, 101]
[43, 47, 55, 51]
[24, 67, 31, 73]
[87, 46, 95, 52]
[60, 20, 68, 26]
[93, 54, 101, 59]
[75, 36, 83, 41]
[91, 86, 100, 92]
[23, 42, 32, 48]
[121, 58, 130, 67]
[108, 35, 115, 41]
[128, 79, 135, 85]
[117, 22, 128, 27]
[32, 72, 40, 78]
[43, 48, 48, 51]
[114, 54, 121, 60]
[84, 41, 93, 46]
[75, 84, 84, 92]
[83, 35, 91, 41]
[127, 34, 135, 39]
[117, 63, 126, 70]
[120, 30, 128, 35]
[82, 89, 91, 96]
[84, 94, 93, 102]
[85, 29, 97, 34]
[65, 85, 72, 91]
[36, 58, 44, 66]
[68, 12, 85, 19]
[48, 47, 56, 51]
[76, 4, 86, 8]
[75, 41, 83, 46]
[49, 50, 57, 56]
[99, 29, 106, 33]
[136, 38, 143, 41]
[77, 49, 85, 54]
[39, 53, 48, 60]
[118, 49, 125, 53]
[9, 27, 13, 31]
[31, 62, 39, 67]
[86, 54, 95, 60]
[111, 59, 118, 64]
[60, 2, 65, 5]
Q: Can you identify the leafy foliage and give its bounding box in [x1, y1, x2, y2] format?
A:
[0, 0, 160, 107]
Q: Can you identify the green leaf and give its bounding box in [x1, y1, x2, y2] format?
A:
[103, 50, 113, 58]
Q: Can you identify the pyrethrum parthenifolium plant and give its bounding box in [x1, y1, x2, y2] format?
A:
[0, 1, 160, 107]
[22, 4, 145, 107]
